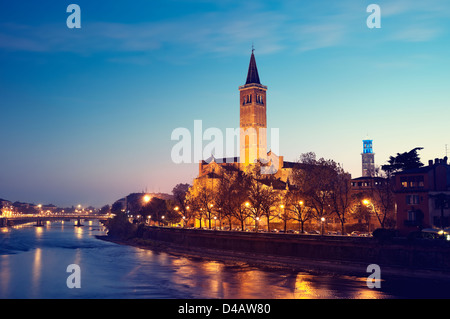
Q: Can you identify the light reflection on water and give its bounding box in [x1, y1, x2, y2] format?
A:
[0, 221, 449, 299]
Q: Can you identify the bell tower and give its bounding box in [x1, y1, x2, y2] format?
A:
[239, 49, 268, 165]
[362, 139, 375, 177]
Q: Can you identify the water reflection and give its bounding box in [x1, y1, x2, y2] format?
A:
[293, 273, 316, 299]
[1, 222, 449, 299]
[162, 255, 378, 299]
[0, 255, 11, 297]
[34, 226, 43, 237]
[31, 248, 42, 298]
[74, 226, 83, 239]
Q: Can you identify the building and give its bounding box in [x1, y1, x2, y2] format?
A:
[361, 139, 375, 177]
[0, 199, 13, 216]
[189, 49, 300, 229]
[395, 157, 450, 235]
[351, 176, 386, 190]
[195, 50, 296, 185]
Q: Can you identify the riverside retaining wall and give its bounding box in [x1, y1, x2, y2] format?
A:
[142, 226, 450, 272]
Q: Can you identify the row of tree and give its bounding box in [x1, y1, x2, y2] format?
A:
[177, 152, 398, 234]
[109, 148, 425, 236]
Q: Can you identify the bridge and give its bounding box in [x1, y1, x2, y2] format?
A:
[0, 214, 111, 227]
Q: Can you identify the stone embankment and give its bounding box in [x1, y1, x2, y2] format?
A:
[123, 226, 450, 279]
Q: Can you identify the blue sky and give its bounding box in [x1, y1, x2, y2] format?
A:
[1, 0, 450, 207]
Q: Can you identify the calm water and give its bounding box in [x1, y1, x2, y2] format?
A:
[1, 221, 449, 299]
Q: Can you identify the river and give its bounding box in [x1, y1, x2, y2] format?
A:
[0, 221, 449, 299]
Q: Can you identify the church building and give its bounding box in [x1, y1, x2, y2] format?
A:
[193, 50, 296, 189]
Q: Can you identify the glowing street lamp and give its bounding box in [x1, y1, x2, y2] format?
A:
[280, 204, 287, 233]
[321, 217, 326, 235]
[362, 199, 374, 232]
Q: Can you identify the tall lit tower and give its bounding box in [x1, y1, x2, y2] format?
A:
[362, 139, 375, 177]
[239, 49, 267, 165]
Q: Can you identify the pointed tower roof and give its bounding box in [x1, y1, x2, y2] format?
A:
[245, 51, 261, 85]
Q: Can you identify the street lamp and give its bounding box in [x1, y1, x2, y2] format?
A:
[255, 216, 260, 232]
[321, 217, 326, 235]
[280, 204, 286, 233]
[362, 199, 374, 232]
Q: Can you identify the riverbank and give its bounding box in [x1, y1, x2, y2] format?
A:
[97, 229, 450, 281]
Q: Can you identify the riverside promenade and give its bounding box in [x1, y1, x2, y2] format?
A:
[127, 226, 450, 280]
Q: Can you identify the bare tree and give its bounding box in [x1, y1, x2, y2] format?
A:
[231, 172, 252, 231]
[195, 184, 216, 229]
[330, 165, 353, 235]
[370, 169, 395, 229]
[285, 189, 313, 233]
[293, 153, 336, 232]
[246, 164, 279, 232]
[172, 183, 192, 227]
[278, 198, 291, 233]
[185, 186, 206, 228]
[215, 170, 237, 230]
[247, 177, 266, 232]
[260, 185, 280, 232]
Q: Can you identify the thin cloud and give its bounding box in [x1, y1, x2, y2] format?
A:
[2, 0, 448, 59]
[294, 23, 348, 52]
[390, 25, 442, 42]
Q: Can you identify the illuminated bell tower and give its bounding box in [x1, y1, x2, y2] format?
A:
[362, 139, 375, 177]
[239, 49, 267, 165]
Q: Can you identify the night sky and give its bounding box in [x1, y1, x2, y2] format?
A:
[1, 0, 450, 207]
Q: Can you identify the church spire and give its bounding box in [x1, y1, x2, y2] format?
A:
[245, 49, 261, 85]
